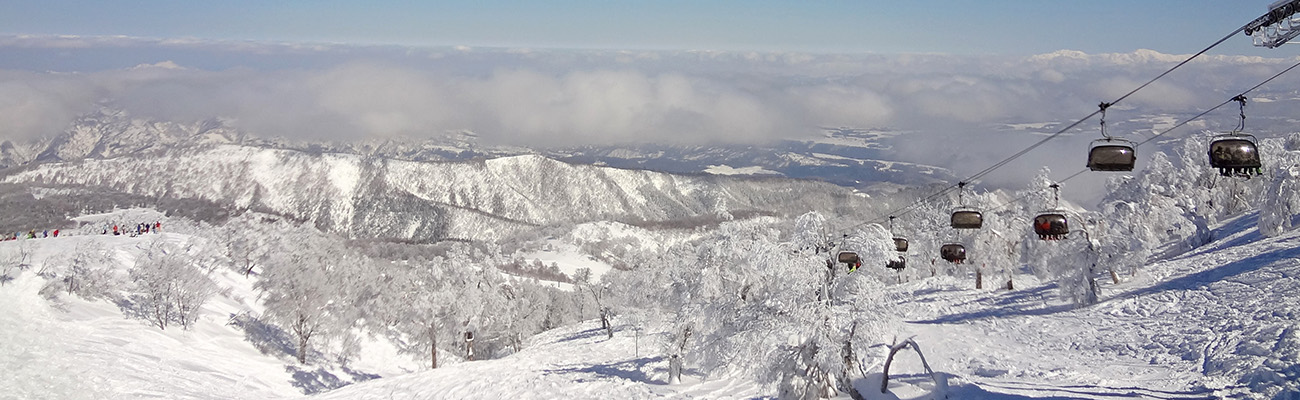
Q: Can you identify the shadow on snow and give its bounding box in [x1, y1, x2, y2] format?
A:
[908, 283, 1077, 324]
[912, 216, 1299, 325]
[542, 356, 679, 385]
[955, 380, 1218, 399]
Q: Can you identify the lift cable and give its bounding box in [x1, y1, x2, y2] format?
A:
[828, 25, 1249, 238]
[836, 57, 1300, 242]
[918, 59, 1300, 233]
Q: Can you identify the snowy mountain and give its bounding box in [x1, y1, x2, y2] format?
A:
[4, 144, 890, 242]
[0, 109, 953, 189]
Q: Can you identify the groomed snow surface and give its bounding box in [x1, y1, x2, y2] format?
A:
[2, 210, 1298, 399]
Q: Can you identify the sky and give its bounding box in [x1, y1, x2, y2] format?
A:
[0, 1, 1282, 55]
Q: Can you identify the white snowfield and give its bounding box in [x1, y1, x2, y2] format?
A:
[1, 211, 1297, 399]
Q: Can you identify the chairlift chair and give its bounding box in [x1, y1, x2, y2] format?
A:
[1087, 103, 1137, 172]
[887, 216, 909, 252]
[950, 182, 983, 229]
[886, 255, 906, 270]
[1208, 132, 1263, 177]
[950, 208, 983, 229]
[1087, 138, 1136, 172]
[1209, 96, 1264, 178]
[893, 237, 909, 252]
[838, 251, 859, 265]
[939, 244, 966, 264]
[1033, 212, 1070, 240]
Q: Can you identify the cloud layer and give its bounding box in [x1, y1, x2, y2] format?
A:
[2, 36, 1299, 151]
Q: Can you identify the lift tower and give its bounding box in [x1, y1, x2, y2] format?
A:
[1246, 0, 1300, 48]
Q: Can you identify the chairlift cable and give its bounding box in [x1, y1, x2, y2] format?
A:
[827, 23, 1264, 241]
[1134, 59, 1300, 149]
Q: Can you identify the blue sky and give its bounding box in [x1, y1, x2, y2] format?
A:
[0, 0, 1281, 55]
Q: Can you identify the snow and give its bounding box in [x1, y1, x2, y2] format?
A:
[1003, 122, 1055, 131]
[311, 323, 767, 400]
[703, 164, 782, 176]
[515, 239, 613, 280]
[4, 209, 1300, 399]
[0, 234, 303, 400]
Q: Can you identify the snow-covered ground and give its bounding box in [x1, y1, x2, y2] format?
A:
[2, 211, 1297, 399]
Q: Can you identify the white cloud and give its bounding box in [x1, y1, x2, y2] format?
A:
[1, 39, 1298, 153]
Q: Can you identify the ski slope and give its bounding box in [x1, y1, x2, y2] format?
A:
[307, 211, 1300, 399]
[0, 212, 1297, 399]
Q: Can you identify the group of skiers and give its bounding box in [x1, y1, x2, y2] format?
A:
[0, 221, 164, 242]
[1, 229, 61, 241]
[103, 221, 162, 237]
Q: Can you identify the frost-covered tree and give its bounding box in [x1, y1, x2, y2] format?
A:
[1258, 133, 1300, 237]
[40, 241, 116, 300]
[606, 215, 901, 399]
[218, 213, 288, 277]
[129, 240, 218, 330]
[371, 256, 462, 369]
[256, 231, 354, 364]
[368, 243, 521, 368]
[1098, 151, 1211, 261]
[0, 241, 34, 286]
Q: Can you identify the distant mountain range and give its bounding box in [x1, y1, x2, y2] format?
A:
[1, 110, 942, 241]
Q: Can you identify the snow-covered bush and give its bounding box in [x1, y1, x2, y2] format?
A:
[0, 241, 33, 286]
[39, 241, 117, 300]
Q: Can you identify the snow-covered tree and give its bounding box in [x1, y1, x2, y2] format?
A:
[605, 215, 903, 399]
[1258, 133, 1300, 237]
[40, 241, 116, 300]
[370, 256, 462, 369]
[256, 231, 354, 364]
[129, 239, 218, 330]
[0, 240, 33, 286]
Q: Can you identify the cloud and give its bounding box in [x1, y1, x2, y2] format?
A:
[2, 38, 1298, 155]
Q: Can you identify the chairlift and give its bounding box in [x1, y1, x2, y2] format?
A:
[1088, 138, 1136, 171]
[893, 237, 909, 252]
[949, 182, 983, 229]
[1033, 213, 1069, 240]
[950, 208, 983, 229]
[1208, 96, 1264, 178]
[888, 216, 909, 252]
[886, 256, 906, 270]
[838, 251, 860, 266]
[939, 244, 966, 264]
[1209, 133, 1263, 177]
[1087, 103, 1137, 172]
[1033, 183, 1069, 240]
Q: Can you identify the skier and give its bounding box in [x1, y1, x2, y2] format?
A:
[53, 229, 59, 237]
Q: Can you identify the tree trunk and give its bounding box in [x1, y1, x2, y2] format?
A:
[975, 269, 983, 289]
[668, 354, 683, 384]
[430, 326, 438, 369]
[464, 331, 475, 361]
[840, 322, 857, 391]
[293, 314, 312, 364]
[297, 335, 309, 364]
[600, 308, 613, 339]
[1109, 268, 1120, 284]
